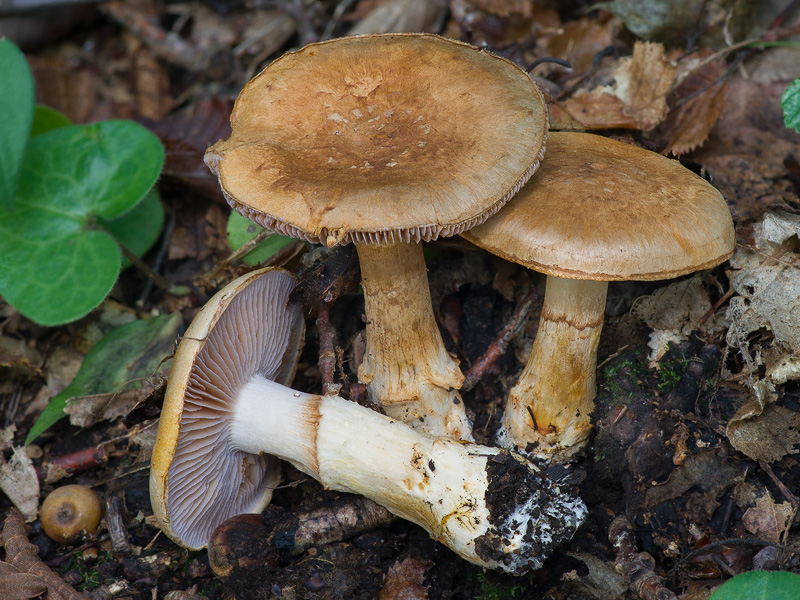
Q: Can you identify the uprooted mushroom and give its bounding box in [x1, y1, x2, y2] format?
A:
[150, 267, 586, 574]
[204, 33, 548, 441]
[463, 132, 735, 463]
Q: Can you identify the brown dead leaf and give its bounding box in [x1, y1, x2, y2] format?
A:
[562, 89, 636, 129]
[29, 51, 127, 124]
[633, 275, 711, 335]
[726, 381, 800, 463]
[563, 42, 676, 130]
[632, 275, 714, 365]
[0, 337, 42, 380]
[0, 562, 49, 600]
[146, 97, 234, 204]
[741, 491, 794, 543]
[726, 216, 800, 355]
[690, 48, 800, 219]
[127, 35, 173, 121]
[470, 0, 533, 18]
[0, 448, 40, 522]
[644, 448, 740, 518]
[548, 101, 589, 130]
[660, 52, 728, 156]
[539, 17, 616, 76]
[378, 557, 431, 600]
[563, 553, 628, 600]
[348, 0, 445, 35]
[64, 383, 158, 429]
[613, 42, 676, 130]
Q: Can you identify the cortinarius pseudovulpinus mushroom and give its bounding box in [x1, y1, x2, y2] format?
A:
[150, 267, 586, 574]
[462, 132, 735, 462]
[204, 33, 548, 441]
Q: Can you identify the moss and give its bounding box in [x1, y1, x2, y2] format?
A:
[598, 349, 646, 409]
[475, 572, 528, 600]
[656, 355, 689, 392]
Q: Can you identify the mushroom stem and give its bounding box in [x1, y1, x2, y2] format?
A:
[230, 375, 585, 574]
[355, 241, 472, 440]
[498, 276, 608, 462]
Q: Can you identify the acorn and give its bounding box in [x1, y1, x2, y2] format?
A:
[40, 484, 104, 544]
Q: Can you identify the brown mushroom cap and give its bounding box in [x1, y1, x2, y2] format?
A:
[205, 33, 548, 247]
[462, 132, 735, 281]
[150, 268, 304, 550]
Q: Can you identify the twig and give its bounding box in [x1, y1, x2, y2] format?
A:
[140, 201, 177, 306]
[462, 285, 537, 392]
[670, 22, 800, 93]
[316, 301, 342, 397]
[321, 0, 359, 41]
[106, 494, 135, 556]
[101, 226, 188, 296]
[196, 228, 274, 288]
[758, 460, 799, 510]
[609, 515, 678, 600]
[100, 1, 218, 74]
[667, 537, 800, 580]
[699, 287, 736, 325]
[37, 446, 108, 484]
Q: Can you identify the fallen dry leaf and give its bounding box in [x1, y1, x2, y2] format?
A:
[147, 96, 234, 204]
[0, 447, 40, 522]
[470, 0, 533, 17]
[612, 41, 676, 129]
[632, 275, 714, 365]
[726, 221, 800, 355]
[690, 47, 800, 218]
[741, 490, 794, 543]
[726, 380, 800, 463]
[64, 384, 158, 429]
[348, 0, 445, 35]
[562, 89, 635, 129]
[127, 34, 173, 121]
[538, 16, 616, 76]
[563, 553, 628, 600]
[563, 42, 676, 130]
[378, 557, 432, 600]
[1, 508, 88, 599]
[660, 52, 728, 156]
[634, 275, 712, 334]
[598, 0, 755, 47]
[644, 448, 740, 518]
[0, 336, 42, 382]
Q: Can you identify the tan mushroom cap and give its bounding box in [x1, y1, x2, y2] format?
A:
[205, 33, 548, 247]
[462, 132, 735, 281]
[150, 268, 305, 550]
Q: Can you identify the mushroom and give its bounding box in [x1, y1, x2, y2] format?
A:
[150, 267, 586, 574]
[204, 33, 548, 441]
[40, 484, 104, 545]
[462, 132, 735, 462]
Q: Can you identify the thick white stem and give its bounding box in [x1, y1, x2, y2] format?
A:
[231, 376, 585, 574]
[356, 241, 472, 440]
[499, 276, 607, 462]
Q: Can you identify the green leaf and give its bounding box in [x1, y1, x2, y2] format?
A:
[227, 210, 296, 265]
[709, 571, 800, 600]
[0, 120, 165, 325]
[782, 78, 800, 134]
[0, 38, 35, 211]
[31, 105, 72, 137]
[100, 189, 165, 269]
[25, 312, 181, 444]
